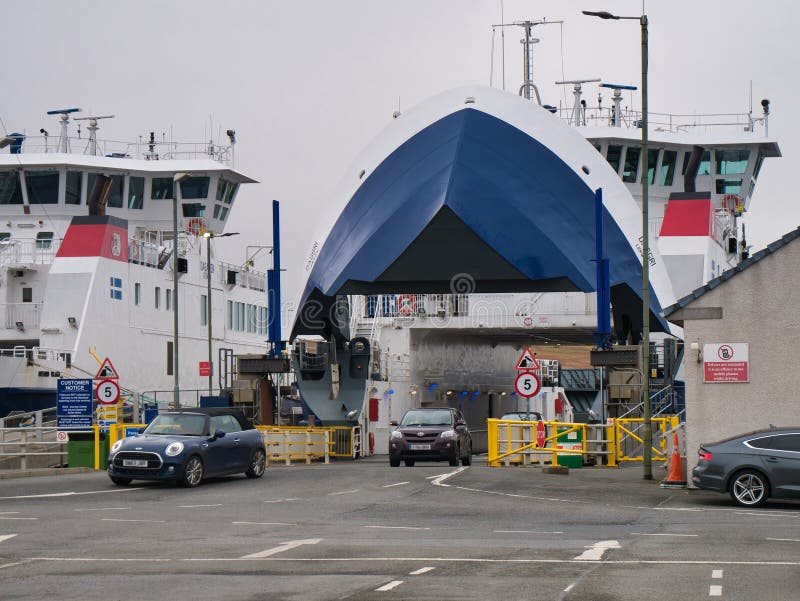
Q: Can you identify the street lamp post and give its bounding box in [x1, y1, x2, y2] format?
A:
[172, 172, 191, 408]
[203, 231, 239, 396]
[583, 9, 653, 479]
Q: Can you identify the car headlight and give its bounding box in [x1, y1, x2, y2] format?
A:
[440, 429, 457, 439]
[110, 439, 124, 454]
[165, 441, 184, 456]
[390, 430, 404, 439]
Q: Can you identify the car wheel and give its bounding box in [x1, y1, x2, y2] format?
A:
[246, 448, 267, 479]
[449, 445, 459, 466]
[730, 469, 770, 507]
[462, 444, 472, 466]
[180, 456, 204, 488]
[404, 459, 415, 467]
[110, 476, 132, 486]
[389, 457, 401, 467]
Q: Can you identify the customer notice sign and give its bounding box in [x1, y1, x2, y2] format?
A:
[57, 378, 94, 429]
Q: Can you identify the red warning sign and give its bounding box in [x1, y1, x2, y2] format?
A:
[95, 357, 119, 380]
[514, 347, 540, 371]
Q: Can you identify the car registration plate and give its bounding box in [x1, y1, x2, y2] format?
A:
[122, 459, 148, 468]
[409, 443, 430, 450]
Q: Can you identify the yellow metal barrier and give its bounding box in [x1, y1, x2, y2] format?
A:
[613, 416, 679, 463]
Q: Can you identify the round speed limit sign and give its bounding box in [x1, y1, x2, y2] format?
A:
[96, 379, 121, 404]
[514, 371, 541, 398]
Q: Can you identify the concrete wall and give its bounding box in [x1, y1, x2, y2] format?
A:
[680, 236, 800, 475]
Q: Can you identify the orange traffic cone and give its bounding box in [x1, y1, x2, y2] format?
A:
[661, 433, 687, 488]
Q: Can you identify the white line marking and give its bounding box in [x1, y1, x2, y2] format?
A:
[263, 498, 300, 503]
[0, 517, 38, 521]
[232, 521, 296, 526]
[564, 583, 576, 592]
[375, 580, 404, 591]
[101, 518, 165, 523]
[364, 525, 430, 531]
[0, 534, 18, 544]
[425, 475, 441, 480]
[240, 538, 322, 559]
[495, 530, 564, 534]
[574, 540, 620, 561]
[735, 511, 784, 518]
[631, 532, 698, 537]
[0, 489, 142, 500]
[431, 467, 466, 487]
[0, 562, 22, 570]
[712, 570, 723, 579]
[0, 512, 19, 514]
[75, 507, 129, 512]
[409, 567, 435, 575]
[179, 504, 223, 508]
[383, 482, 409, 488]
[328, 490, 359, 496]
[767, 538, 800, 542]
[709, 584, 722, 596]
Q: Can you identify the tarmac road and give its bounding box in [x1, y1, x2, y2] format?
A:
[1, 457, 799, 601]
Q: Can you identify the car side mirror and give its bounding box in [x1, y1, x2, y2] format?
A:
[390, 420, 398, 427]
[213, 429, 226, 439]
[137, 427, 146, 434]
[456, 419, 466, 427]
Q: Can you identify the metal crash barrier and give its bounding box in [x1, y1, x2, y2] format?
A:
[487, 417, 679, 468]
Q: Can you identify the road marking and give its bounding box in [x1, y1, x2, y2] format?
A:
[375, 580, 404, 591]
[712, 569, 723, 578]
[735, 511, 785, 518]
[564, 583, 576, 592]
[101, 518, 165, 523]
[495, 530, 563, 534]
[574, 540, 620, 561]
[0, 517, 38, 520]
[0, 489, 142, 500]
[409, 567, 434, 575]
[767, 537, 800, 542]
[0, 534, 18, 544]
[263, 498, 300, 503]
[241, 538, 322, 559]
[328, 490, 359, 496]
[179, 504, 223, 508]
[382, 482, 409, 488]
[0, 512, 20, 514]
[365, 525, 430, 531]
[431, 467, 466, 487]
[631, 533, 698, 537]
[0, 562, 22, 570]
[709, 584, 722, 596]
[75, 507, 129, 512]
[233, 521, 296, 526]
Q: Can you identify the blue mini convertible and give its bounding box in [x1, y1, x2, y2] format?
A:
[107, 408, 267, 487]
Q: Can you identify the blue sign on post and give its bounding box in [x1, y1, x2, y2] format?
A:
[57, 379, 93, 429]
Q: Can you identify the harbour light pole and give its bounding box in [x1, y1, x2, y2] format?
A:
[172, 172, 191, 408]
[583, 9, 653, 479]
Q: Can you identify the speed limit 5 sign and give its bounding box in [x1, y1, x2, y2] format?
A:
[96, 379, 121, 404]
[514, 371, 541, 398]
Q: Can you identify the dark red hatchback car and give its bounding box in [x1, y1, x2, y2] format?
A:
[389, 407, 472, 467]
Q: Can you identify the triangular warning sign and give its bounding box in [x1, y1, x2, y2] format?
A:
[515, 347, 540, 371]
[95, 357, 119, 380]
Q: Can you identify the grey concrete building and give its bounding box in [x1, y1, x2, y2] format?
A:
[665, 227, 800, 477]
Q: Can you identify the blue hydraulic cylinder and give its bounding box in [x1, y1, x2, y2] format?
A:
[593, 188, 612, 350]
[267, 199, 284, 357]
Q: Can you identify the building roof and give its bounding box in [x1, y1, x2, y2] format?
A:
[664, 226, 800, 319]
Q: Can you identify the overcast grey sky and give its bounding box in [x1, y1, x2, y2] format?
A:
[4, 1, 798, 303]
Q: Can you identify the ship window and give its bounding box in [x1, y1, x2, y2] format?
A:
[753, 152, 765, 181]
[87, 173, 124, 208]
[622, 147, 641, 183]
[0, 171, 23, 205]
[715, 150, 749, 174]
[166, 288, 172, 311]
[181, 203, 205, 218]
[646, 149, 660, 185]
[681, 150, 711, 175]
[134, 282, 141, 306]
[219, 207, 229, 220]
[606, 145, 623, 173]
[151, 177, 174, 200]
[224, 182, 238, 204]
[216, 178, 238, 204]
[66, 171, 83, 205]
[22, 287, 32, 303]
[715, 179, 742, 194]
[201, 294, 208, 326]
[0, 233, 10, 242]
[155, 286, 161, 309]
[179, 176, 210, 199]
[247, 304, 256, 333]
[167, 341, 173, 376]
[36, 231, 54, 249]
[659, 150, 677, 186]
[227, 300, 233, 330]
[25, 170, 59, 204]
[213, 204, 222, 219]
[128, 176, 144, 209]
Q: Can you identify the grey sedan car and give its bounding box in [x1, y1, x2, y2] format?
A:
[692, 427, 800, 507]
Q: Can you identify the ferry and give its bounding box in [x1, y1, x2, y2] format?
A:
[289, 19, 780, 454]
[0, 109, 271, 417]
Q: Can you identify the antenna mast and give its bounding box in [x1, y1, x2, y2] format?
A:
[46, 108, 81, 153]
[75, 114, 115, 156]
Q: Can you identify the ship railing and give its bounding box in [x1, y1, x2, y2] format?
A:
[0, 408, 64, 471]
[8, 135, 235, 166]
[217, 261, 267, 292]
[361, 294, 471, 319]
[563, 106, 762, 135]
[1, 303, 43, 330]
[0, 239, 61, 267]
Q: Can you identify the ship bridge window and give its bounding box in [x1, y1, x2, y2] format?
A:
[659, 150, 677, 186]
[715, 179, 742, 195]
[0, 171, 23, 205]
[216, 178, 238, 204]
[66, 171, 83, 205]
[605, 145, 623, 173]
[0, 233, 10, 243]
[151, 177, 174, 200]
[716, 150, 749, 174]
[181, 203, 206, 218]
[36, 231, 54, 249]
[87, 173, 123, 208]
[25, 170, 59, 204]
[682, 150, 711, 176]
[622, 146, 641, 183]
[753, 152, 765, 181]
[179, 176, 210, 199]
[646, 149, 660, 185]
[128, 176, 144, 209]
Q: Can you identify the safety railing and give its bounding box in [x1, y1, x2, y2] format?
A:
[487, 416, 679, 468]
